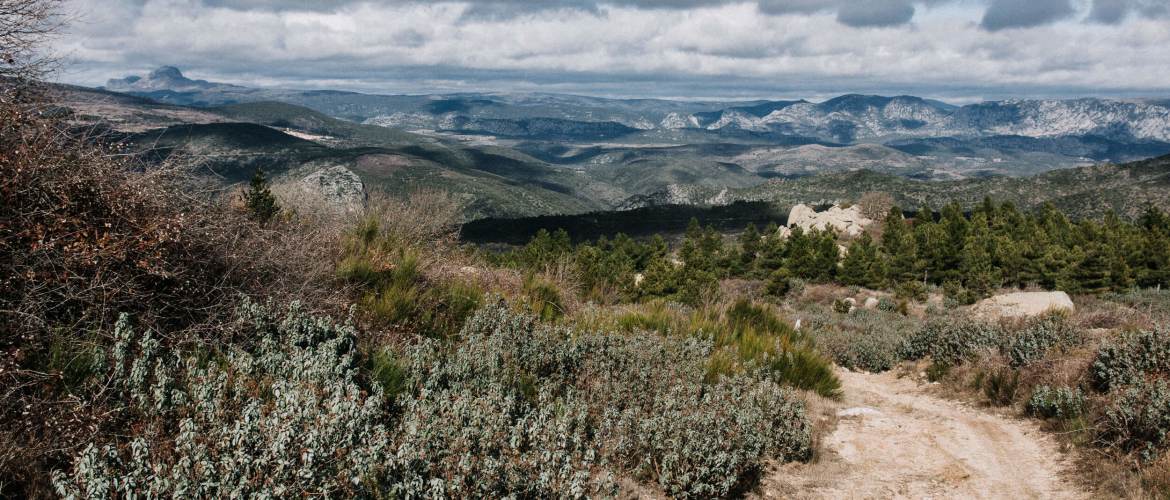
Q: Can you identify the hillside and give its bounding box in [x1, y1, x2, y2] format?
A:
[61, 88, 607, 220]
[620, 154, 1170, 222]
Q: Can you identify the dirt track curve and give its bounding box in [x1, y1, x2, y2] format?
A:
[757, 369, 1087, 500]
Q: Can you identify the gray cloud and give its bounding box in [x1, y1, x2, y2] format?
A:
[835, 1, 916, 27]
[980, 0, 1075, 31]
[55, 0, 1170, 102]
[1087, 0, 1169, 24]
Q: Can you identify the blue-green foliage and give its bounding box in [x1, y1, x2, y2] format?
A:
[55, 300, 387, 499]
[1094, 326, 1170, 456]
[399, 298, 812, 498]
[1095, 326, 1170, 392]
[1026, 385, 1087, 419]
[1103, 379, 1170, 457]
[56, 298, 811, 499]
[899, 314, 1083, 366]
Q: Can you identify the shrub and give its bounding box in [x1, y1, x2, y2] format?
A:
[926, 361, 952, 382]
[398, 298, 813, 497]
[1005, 314, 1084, 366]
[896, 281, 927, 303]
[763, 268, 790, 298]
[55, 297, 816, 499]
[1026, 385, 1087, 420]
[54, 299, 389, 498]
[895, 299, 910, 316]
[1102, 379, 1170, 457]
[788, 278, 807, 297]
[984, 369, 1020, 406]
[812, 323, 900, 373]
[832, 298, 853, 314]
[877, 296, 896, 312]
[1094, 326, 1170, 392]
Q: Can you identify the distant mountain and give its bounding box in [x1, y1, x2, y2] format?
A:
[103, 66, 241, 93]
[618, 154, 1170, 223]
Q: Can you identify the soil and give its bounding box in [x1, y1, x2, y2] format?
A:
[755, 368, 1088, 500]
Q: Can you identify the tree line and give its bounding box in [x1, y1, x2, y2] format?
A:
[489, 196, 1170, 305]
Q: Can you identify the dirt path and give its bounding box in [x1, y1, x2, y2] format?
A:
[756, 369, 1087, 500]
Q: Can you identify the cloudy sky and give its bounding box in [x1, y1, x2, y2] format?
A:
[56, 0, 1170, 102]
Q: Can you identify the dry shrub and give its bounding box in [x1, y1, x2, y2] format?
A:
[858, 192, 895, 221]
[722, 278, 765, 300]
[0, 91, 345, 498]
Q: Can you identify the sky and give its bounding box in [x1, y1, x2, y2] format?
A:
[54, 0, 1170, 103]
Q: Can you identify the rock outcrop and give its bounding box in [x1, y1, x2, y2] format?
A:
[787, 203, 874, 237]
[972, 291, 1075, 319]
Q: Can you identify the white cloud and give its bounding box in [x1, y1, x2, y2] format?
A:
[55, 0, 1170, 100]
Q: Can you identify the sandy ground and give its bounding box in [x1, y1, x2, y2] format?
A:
[755, 369, 1088, 500]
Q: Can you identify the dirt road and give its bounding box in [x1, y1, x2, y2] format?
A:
[758, 369, 1087, 500]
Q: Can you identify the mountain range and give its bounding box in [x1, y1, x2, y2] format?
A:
[64, 67, 1170, 227]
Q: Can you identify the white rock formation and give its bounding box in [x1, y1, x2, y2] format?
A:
[864, 297, 880, 309]
[972, 292, 1075, 319]
[787, 203, 874, 237]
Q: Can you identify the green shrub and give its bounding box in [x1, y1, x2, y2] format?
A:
[811, 323, 899, 373]
[523, 272, 566, 322]
[877, 296, 896, 312]
[1026, 385, 1087, 420]
[895, 299, 910, 316]
[763, 268, 791, 298]
[899, 314, 1084, 367]
[926, 361, 951, 382]
[832, 298, 853, 314]
[1102, 379, 1170, 457]
[896, 281, 927, 303]
[399, 298, 813, 497]
[1005, 314, 1084, 366]
[1095, 326, 1170, 392]
[984, 369, 1020, 406]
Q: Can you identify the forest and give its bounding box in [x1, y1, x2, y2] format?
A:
[490, 198, 1170, 307]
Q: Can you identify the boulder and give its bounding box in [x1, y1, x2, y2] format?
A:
[786, 203, 874, 238]
[864, 297, 879, 309]
[972, 291, 1075, 319]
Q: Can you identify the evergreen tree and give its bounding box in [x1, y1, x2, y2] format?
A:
[812, 231, 840, 283]
[758, 225, 786, 272]
[961, 213, 998, 301]
[931, 200, 968, 284]
[739, 222, 761, 269]
[1065, 244, 1110, 295]
[839, 232, 877, 287]
[685, 217, 703, 242]
[242, 167, 280, 223]
[881, 205, 919, 286]
[650, 234, 668, 258]
[786, 226, 817, 280]
[1111, 257, 1135, 294]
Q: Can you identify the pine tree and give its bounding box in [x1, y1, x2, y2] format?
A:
[961, 213, 998, 301]
[739, 222, 761, 269]
[242, 167, 280, 223]
[812, 231, 840, 283]
[1110, 257, 1135, 294]
[839, 232, 877, 287]
[786, 226, 817, 280]
[1066, 244, 1110, 295]
[758, 224, 786, 272]
[880, 205, 919, 286]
